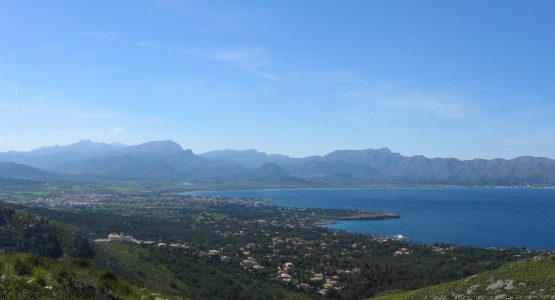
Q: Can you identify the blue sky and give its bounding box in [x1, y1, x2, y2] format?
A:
[1, 0, 555, 159]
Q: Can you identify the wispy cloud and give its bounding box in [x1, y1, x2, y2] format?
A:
[198, 48, 277, 79]
[113, 126, 124, 133]
[284, 69, 361, 83]
[76, 31, 374, 82]
[347, 90, 474, 119]
[381, 96, 472, 119]
[76, 31, 278, 79]
[77, 31, 164, 50]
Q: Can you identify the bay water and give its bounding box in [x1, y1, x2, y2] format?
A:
[188, 188, 555, 250]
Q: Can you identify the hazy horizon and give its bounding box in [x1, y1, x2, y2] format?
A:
[2, 1, 555, 159]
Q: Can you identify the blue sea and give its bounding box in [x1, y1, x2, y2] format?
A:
[187, 188, 555, 250]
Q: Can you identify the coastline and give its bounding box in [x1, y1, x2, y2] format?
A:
[184, 188, 555, 250]
[183, 185, 555, 195]
[316, 212, 401, 226]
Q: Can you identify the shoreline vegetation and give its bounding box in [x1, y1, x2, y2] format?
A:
[184, 190, 403, 229]
[316, 212, 401, 226]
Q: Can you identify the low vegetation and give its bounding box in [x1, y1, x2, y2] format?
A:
[0, 253, 163, 299]
[373, 255, 555, 299]
[93, 242, 309, 300]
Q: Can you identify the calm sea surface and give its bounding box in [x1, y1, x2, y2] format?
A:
[187, 188, 555, 250]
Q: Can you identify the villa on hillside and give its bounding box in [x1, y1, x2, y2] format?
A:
[107, 233, 137, 243]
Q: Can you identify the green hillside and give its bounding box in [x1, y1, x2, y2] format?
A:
[0, 253, 165, 300]
[91, 242, 190, 298]
[373, 256, 555, 300]
[92, 242, 310, 300]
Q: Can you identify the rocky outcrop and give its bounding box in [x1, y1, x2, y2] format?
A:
[53, 221, 94, 258]
[0, 202, 93, 258]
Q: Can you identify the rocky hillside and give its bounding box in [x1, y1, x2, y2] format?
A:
[0, 253, 166, 300]
[0, 202, 93, 258]
[373, 256, 555, 300]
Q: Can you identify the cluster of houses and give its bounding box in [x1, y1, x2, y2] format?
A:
[241, 257, 264, 270]
[96, 233, 189, 250]
[89, 198, 422, 297]
[21, 194, 113, 208]
[146, 195, 271, 211]
[305, 271, 342, 296]
[276, 262, 295, 283]
[394, 247, 413, 256]
[96, 233, 152, 245]
[432, 245, 455, 255]
[274, 261, 343, 296]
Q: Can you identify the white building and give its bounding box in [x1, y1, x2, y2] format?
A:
[107, 233, 137, 243]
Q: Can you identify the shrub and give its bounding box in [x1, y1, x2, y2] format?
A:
[99, 271, 118, 282]
[26, 255, 45, 267]
[33, 268, 47, 286]
[13, 259, 33, 276]
[55, 269, 75, 284]
[71, 257, 90, 268]
[99, 270, 119, 289]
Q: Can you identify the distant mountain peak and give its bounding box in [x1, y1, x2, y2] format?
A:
[182, 148, 193, 154]
[127, 140, 184, 155]
[24, 139, 122, 157]
[375, 147, 392, 153]
[200, 149, 291, 168]
[76, 139, 94, 144]
[204, 149, 267, 156]
[141, 140, 182, 147]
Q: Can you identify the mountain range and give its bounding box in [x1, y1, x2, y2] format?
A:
[0, 139, 554, 185]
